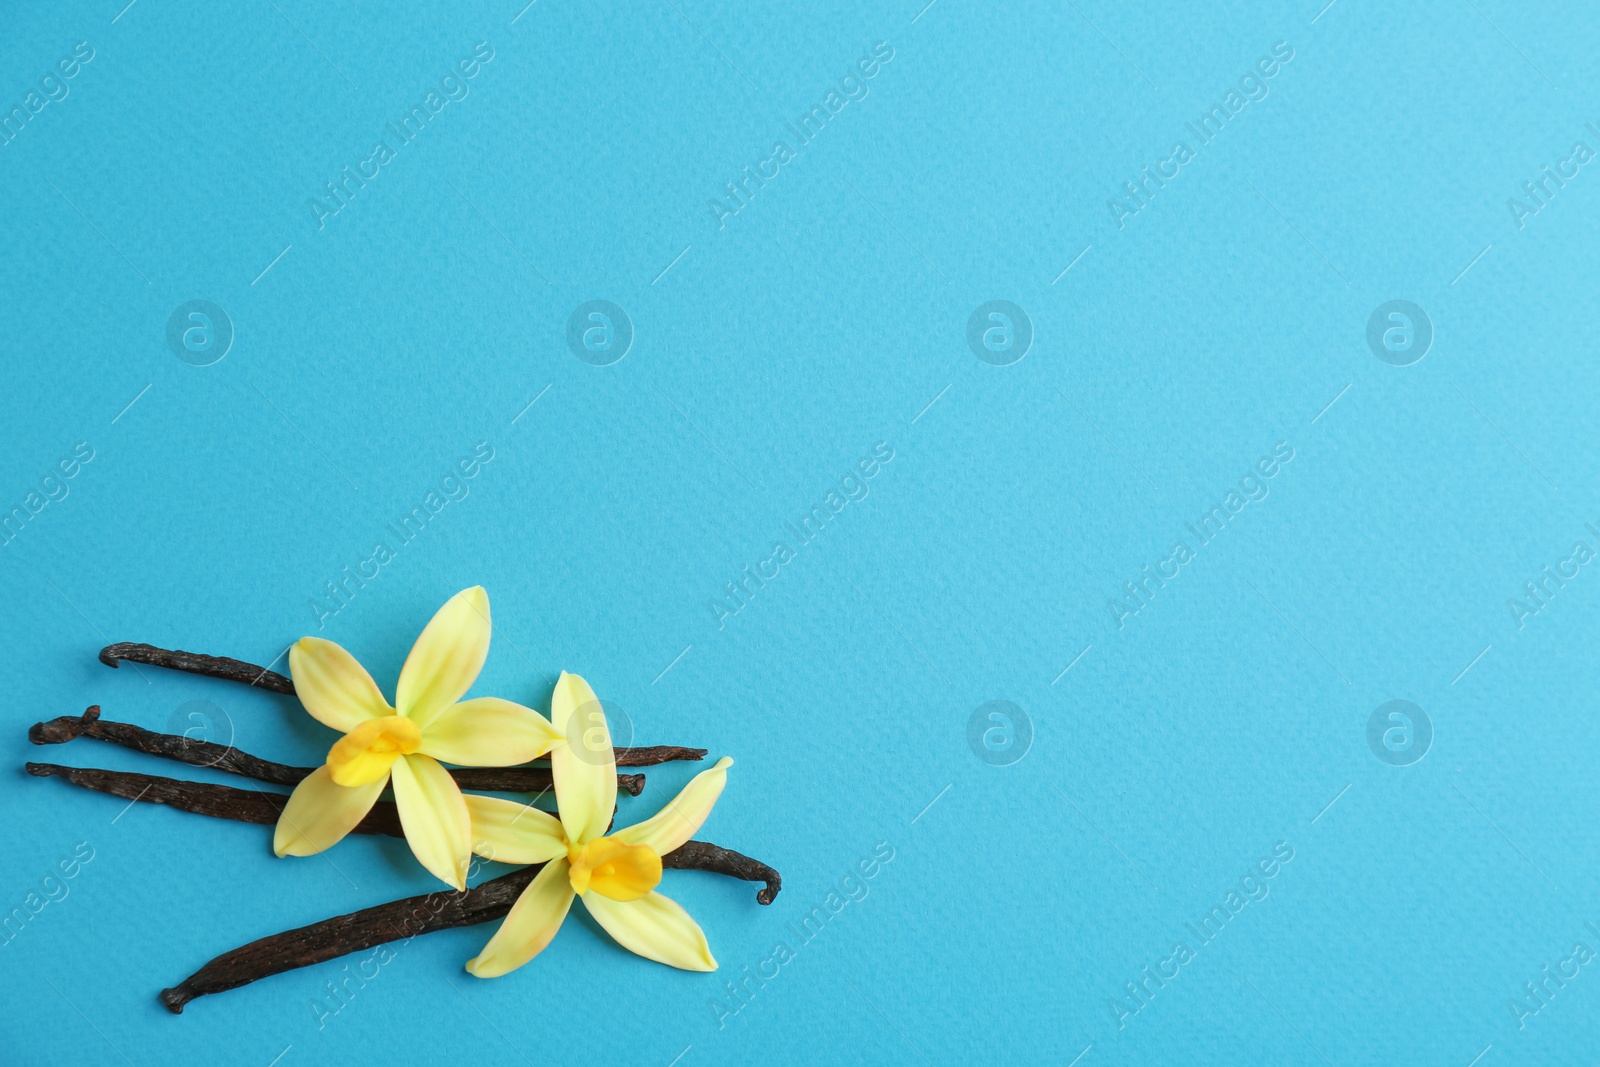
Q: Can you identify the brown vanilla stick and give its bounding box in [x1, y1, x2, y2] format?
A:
[30, 706, 646, 795]
[161, 835, 781, 1012]
[26, 763, 406, 837]
[100, 642, 295, 693]
[24, 763, 625, 844]
[27, 762, 781, 1010]
[161, 865, 542, 1012]
[613, 745, 710, 767]
[27, 761, 779, 906]
[95, 643, 709, 767]
[26, 766, 789, 895]
[663, 840, 783, 905]
[33, 706, 310, 785]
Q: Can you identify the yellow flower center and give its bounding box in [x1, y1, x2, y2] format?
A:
[327, 715, 422, 786]
[567, 837, 662, 901]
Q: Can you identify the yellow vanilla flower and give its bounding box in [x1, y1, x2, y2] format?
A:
[273, 587, 562, 890]
[464, 671, 732, 976]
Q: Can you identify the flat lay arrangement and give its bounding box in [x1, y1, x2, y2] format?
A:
[27, 590, 779, 1012]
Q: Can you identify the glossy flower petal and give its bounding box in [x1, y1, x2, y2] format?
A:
[273, 765, 387, 857]
[464, 858, 575, 978]
[464, 794, 568, 865]
[395, 586, 491, 728]
[615, 757, 733, 856]
[581, 890, 717, 971]
[549, 671, 616, 846]
[420, 697, 562, 766]
[391, 753, 472, 890]
[289, 638, 392, 732]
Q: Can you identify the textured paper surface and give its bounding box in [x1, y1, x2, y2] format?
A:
[2, 1, 1598, 1063]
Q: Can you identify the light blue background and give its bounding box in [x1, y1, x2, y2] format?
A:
[3, 0, 1599, 1063]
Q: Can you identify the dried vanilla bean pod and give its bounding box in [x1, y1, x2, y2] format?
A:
[28, 768, 786, 882]
[161, 865, 542, 1012]
[28, 763, 779, 910]
[161, 835, 781, 1013]
[28, 761, 782, 1010]
[26, 763, 405, 837]
[612, 745, 710, 767]
[32, 706, 312, 785]
[25, 763, 635, 844]
[96, 643, 709, 767]
[30, 706, 646, 795]
[663, 840, 782, 905]
[455, 767, 632, 792]
[99, 642, 294, 693]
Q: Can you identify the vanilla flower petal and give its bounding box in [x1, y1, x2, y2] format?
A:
[391, 753, 472, 890]
[465, 858, 575, 978]
[288, 638, 392, 731]
[581, 890, 717, 972]
[273, 766, 386, 857]
[615, 756, 734, 856]
[395, 586, 491, 728]
[463, 795, 568, 865]
[549, 671, 616, 846]
[420, 697, 563, 767]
